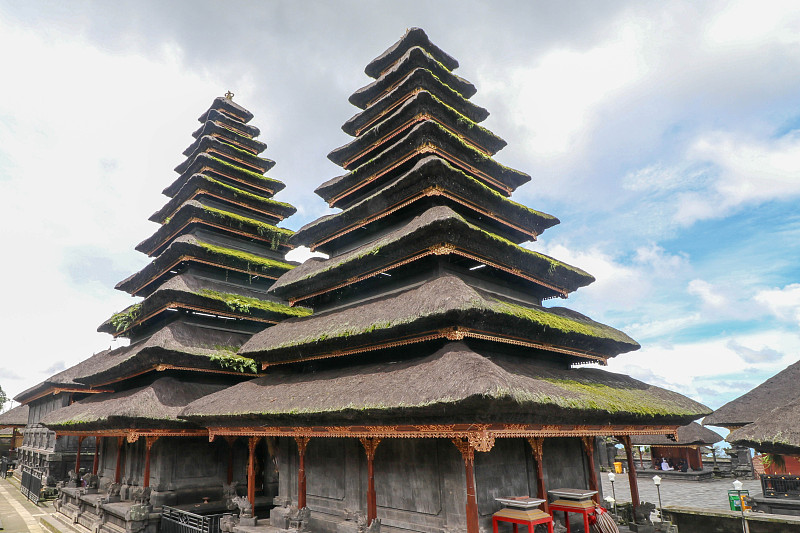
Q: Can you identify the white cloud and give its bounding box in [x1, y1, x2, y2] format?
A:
[687, 279, 729, 309]
[755, 283, 800, 326]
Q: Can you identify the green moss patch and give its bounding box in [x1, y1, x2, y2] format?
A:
[202, 175, 294, 210]
[209, 351, 258, 373]
[208, 155, 283, 186]
[110, 303, 142, 332]
[201, 205, 293, 249]
[197, 240, 294, 274]
[197, 289, 311, 318]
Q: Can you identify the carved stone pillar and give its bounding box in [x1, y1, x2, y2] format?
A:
[359, 437, 382, 525]
[295, 437, 310, 509]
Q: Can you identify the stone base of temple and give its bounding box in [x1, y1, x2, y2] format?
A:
[52, 487, 159, 533]
[635, 467, 715, 481]
[752, 494, 800, 517]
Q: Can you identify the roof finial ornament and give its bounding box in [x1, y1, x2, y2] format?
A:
[224, 90, 234, 100]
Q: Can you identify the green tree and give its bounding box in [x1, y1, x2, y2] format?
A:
[0, 385, 7, 411]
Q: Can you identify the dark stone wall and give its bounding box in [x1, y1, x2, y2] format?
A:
[276, 436, 600, 533]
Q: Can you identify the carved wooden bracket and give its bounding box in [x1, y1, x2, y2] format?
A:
[452, 437, 475, 464]
[526, 437, 544, 459]
[145, 436, 159, 451]
[359, 437, 382, 460]
[295, 436, 310, 457]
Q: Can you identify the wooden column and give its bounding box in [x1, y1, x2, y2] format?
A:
[453, 438, 479, 533]
[526, 437, 549, 514]
[247, 437, 260, 509]
[75, 436, 85, 475]
[9, 428, 16, 452]
[359, 437, 382, 525]
[581, 437, 600, 503]
[92, 437, 100, 476]
[114, 437, 124, 483]
[638, 446, 644, 469]
[143, 436, 158, 488]
[295, 437, 310, 509]
[224, 436, 237, 484]
[619, 436, 640, 509]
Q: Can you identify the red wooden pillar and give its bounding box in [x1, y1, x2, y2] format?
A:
[453, 438, 479, 533]
[619, 436, 640, 509]
[359, 438, 381, 525]
[581, 437, 600, 503]
[638, 446, 644, 470]
[92, 437, 100, 476]
[247, 437, 260, 509]
[143, 436, 158, 488]
[526, 437, 549, 514]
[224, 436, 237, 484]
[75, 435, 85, 474]
[114, 437, 125, 483]
[295, 437, 310, 509]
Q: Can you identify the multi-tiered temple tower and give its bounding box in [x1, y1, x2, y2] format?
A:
[183, 30, 709, 533]
[29, 95, 306, 518]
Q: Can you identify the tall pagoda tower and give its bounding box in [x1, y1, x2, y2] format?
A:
[30, 94, 307, 512]
[183, 31, 710, 533]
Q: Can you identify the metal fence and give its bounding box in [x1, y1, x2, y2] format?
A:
[762, 474, 800, 499]
[20, 465, 44, 504]
[160, 506, 230, 533]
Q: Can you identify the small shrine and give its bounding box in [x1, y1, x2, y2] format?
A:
[630, 422, 722, 480]
[181, 28, 710, 533]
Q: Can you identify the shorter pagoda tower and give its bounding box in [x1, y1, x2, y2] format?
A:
[31, 94, 307, 512]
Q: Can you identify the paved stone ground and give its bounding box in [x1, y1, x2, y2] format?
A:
[0, 476, 49, 533]
[601, 473, 762, 511]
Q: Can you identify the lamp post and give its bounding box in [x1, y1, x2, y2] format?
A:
[733, 479, 747, 533]
[653, 475, 663, 528]
[607, 472, 617, 517]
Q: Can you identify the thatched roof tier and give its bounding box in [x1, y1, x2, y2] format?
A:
[272, 206, 591, 303]
[198, 96, 254, 124]
[242, 274, 638, 365]
[192, 108, 260, 140]
[294, 157, 557, 252]
[0, 404, 29, 427]
[14, 352, 115, 404]
[99, 273, 310, 337]
[116, 234, 295, 297]
[364, 27, 458, 79]
[329, 91, 506, 170]
[350, 46, 476, 110]
[630, 422, 722, 446]
[175, 135, 275, 176]
[727, 398, 800, 455]
[342, 67, 489, 138]
[149, 173, 296, 225]
[182, 342, 708, 427]
[317, 120, 530, 209]
[41, 377, 225, 432]
[74, 319, 258, 386]
[703, 360, 800, 429]
[184, 120, 266, 158]
[163, 153, 285, 198]
[135, 200, 294, 257]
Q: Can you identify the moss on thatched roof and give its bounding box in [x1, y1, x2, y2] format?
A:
[272, 205, 591, 301]
[182, 342, 708, 427]
[184, 121, 266, 158]
[76, 318, 256, 386]
[727, 397, 800, 455]
[351, 46, 476, 109]
[175, 135, 275, 175]
[330, 91, 506, 169]
[150, 174, 296, 225]
[295, 156, 557, 252]
[243, 274, 638, 364]
[631, 422, 722, 446]
[163, 153, 285, 198]
[704, 359, 800, 428]
[116, 234, 295, 297]
[364, 27, 459, 78]
[342, 67, 489, 137]
[318, 120, 529, 208]
[135, 200, 293, 257]
[99, 272, 306, 336]
[40, 377, 226, 431]
[0, 404, 29, 427]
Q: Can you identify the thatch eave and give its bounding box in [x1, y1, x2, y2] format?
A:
[163, 153, 285, 198]
[175, 135, 274, 175]
[192, 108, 260, 140]
[197, 96, 254, 124]
[364, 27, 458, 78]
[184, 120, 266, 157]
[0, 404, 29, 427]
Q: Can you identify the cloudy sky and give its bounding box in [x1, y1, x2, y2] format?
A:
[1, 1, 799, 418]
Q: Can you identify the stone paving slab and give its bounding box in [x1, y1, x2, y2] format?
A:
[601, 472, 762, 510]
[0, 477, 48, 533]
